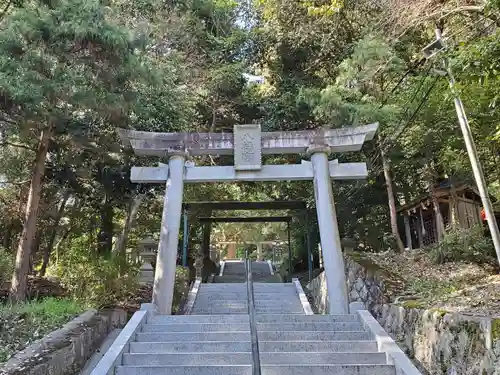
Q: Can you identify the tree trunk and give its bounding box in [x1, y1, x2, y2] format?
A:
[380, 147, 405, 252]
[39, 191, 71, 277]
[113, 193, 144, 259]
[29, 231, 42, 275]
[10, 126, 52, 302]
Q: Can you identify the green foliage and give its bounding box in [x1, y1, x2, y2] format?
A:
[0, 247, 13, 286]
[47, 235, 140, 308]
[492, 318, 500, 341]
[429, 225, 497, 265]
[173, 266, 190, 312]
[0, 297, 83, 363]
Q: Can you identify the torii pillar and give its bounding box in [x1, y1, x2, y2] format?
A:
[152, 151, 187, 314]
[308, 145, 348, 313]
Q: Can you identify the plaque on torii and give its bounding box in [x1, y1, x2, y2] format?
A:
[118, 123, 378, 183]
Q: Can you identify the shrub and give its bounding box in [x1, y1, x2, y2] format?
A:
[429, 225, 496, 265]
[173, 266, 189, 313]
[0, 247, 13, 286]
[47, 235, 140, 308]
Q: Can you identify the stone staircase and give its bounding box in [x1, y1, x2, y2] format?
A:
[92, 262, 421, 375]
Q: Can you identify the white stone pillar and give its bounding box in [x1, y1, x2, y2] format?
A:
[152, 152, 186, 314]
[308, 145, 349, 314]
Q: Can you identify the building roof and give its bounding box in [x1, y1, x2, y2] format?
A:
[397, 182, 483, 213]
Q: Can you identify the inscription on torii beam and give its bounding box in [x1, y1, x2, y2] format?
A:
[234, 124, 262, 170]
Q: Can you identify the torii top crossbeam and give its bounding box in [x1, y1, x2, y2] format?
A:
[117, 124, 378, 156]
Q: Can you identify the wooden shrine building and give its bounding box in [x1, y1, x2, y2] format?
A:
[397, 180, 486, 249]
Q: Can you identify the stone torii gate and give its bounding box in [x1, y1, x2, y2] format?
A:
[118, 124, 378, 314]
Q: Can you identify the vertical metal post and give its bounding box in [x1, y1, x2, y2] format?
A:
[182, 210, 189, 267]
[287, 221, 292, 280]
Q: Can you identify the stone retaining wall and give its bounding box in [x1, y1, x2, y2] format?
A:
[306, 254, 500, 375]
[0, 308, 127, 375]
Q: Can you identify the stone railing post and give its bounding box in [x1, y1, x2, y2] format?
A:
[308, 144, 349, 314]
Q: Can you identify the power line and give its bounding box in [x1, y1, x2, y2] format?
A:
[391, 76, 440, 142]
[368, 70, 439, 172]
[379, 58, 426, 108]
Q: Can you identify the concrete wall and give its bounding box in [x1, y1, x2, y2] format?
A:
[305, 255, 500, 375]
[0, 308, 127, 375]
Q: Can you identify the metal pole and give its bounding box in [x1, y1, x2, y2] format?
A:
[287, 221, 292, 280]
[182, 210, 189, 267]
[435, 28, 500, 267]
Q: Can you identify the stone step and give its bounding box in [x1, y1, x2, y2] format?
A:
[259, 352, 387, 365]
[255, 308, 304, 313]
[260, 365, 395, 375]
[142, 323, 250, 332]
[148, 315, 249, 324]
[256, 312, 305, 315]
[214, 278, 248, 283]
[135, 332, 251, 342]
[194, 294, 247, 300]
[255, 306, 305, 311]
[130, 341, 252, 353]
[258, 341, 377, 352]
[115, 365, 252, 375]
[193, 301, 300, 308]
[257, 331, 370, 341]
[256, 314, 359, 323]
[254, 290, 297, 294]
[193, 302, 248, 308]
[253, 300, 301, 304]
[122, 353, 252, 366]
[197, 289, 247, 293]
[115, 365, 395, 375]
[254, 302, 302, 307]
[252, 285, 296, 289]
[256, 322, 363, 331]
[191, 308, 249, 314]
[198, 290, 247, 296]
[201, 283, 246, 287]
[253, 293, 298, 298]
[255, 309, 305, 314]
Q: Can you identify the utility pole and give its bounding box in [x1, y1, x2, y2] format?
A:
[423, 28, 500, 267]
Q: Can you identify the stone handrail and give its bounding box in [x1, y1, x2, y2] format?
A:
[89, 308, 150, 375]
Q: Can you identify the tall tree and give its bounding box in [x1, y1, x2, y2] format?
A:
[0, 0, 192, 300]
